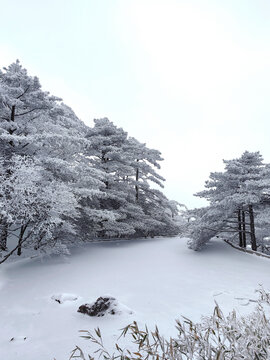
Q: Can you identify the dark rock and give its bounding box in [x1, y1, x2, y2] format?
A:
[78, 296, 117, 317]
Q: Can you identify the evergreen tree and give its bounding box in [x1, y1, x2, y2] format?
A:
[189, 151, 270, 251]
[0, 60, 61, 157]
[85, 118, 180, 238]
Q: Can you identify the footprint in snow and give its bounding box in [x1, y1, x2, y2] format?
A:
[10, 336, 28, 343]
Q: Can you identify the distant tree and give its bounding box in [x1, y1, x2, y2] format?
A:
[85, 118, 180, 238]
[83, 118, 134, 237]
[123, 137, 165, 201]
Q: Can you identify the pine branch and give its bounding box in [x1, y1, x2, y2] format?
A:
[15, 107, 47, 117]
[16, 85, 30, 99]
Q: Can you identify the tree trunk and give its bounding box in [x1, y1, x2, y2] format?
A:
[8, 105, 16, 146]
[248, 205, 257, 251]
[237, 209, 243, 247]
[11, 105, 15, 122]
[135, 160, 139, 202]
[242, 210, 246, 248]
[17, 224, 27, 256]
[0, 222, 8, 251]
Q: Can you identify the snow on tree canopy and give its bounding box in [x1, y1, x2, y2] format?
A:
[187, 151, 270, 251]
[0, 61, 181, 261]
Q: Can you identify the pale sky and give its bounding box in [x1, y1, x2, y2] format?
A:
[1, 0, 270, 208]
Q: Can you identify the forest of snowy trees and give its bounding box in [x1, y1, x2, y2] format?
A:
[2, 60, 270, 264]
[0, 61, 181, 263]
[187, 151, 270, 253]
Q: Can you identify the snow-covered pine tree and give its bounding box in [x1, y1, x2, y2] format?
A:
[123, 137, 165, 201]
[84, 118, 138, 237]
[85, 118, 180, 238]
[0, 61, 102, 255]
[0, 60, 62, 249]
[0, 60, 61, 157]
[189, 151, 270, 251]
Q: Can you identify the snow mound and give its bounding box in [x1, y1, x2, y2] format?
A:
[78, 296, 133, 317]
[51, 293, 78, 304]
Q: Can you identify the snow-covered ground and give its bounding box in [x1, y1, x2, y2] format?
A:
[0, 237, 270, 359]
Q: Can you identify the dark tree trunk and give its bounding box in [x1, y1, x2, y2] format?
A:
[237, 209, 243, 247]
[248, 205, 257, 251]
[135, 160, 139, 202]
[11, 105, 15, 122]
[242, 210, 246, 248]
[0, 222, 8, 251]
[8, 105, 16, 146]
[17, 224, 27, 256]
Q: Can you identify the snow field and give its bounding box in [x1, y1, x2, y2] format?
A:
[0, 237, 270, 359]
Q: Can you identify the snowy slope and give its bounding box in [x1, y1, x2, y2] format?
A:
[0, 237, 270, 360]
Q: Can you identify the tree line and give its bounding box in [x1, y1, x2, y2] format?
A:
[0, 61, 180, 263]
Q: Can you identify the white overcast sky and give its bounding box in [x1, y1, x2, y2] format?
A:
[1, 0, 270, 208]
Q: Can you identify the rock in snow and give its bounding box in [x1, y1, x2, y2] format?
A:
[78, 296, 133, 317]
